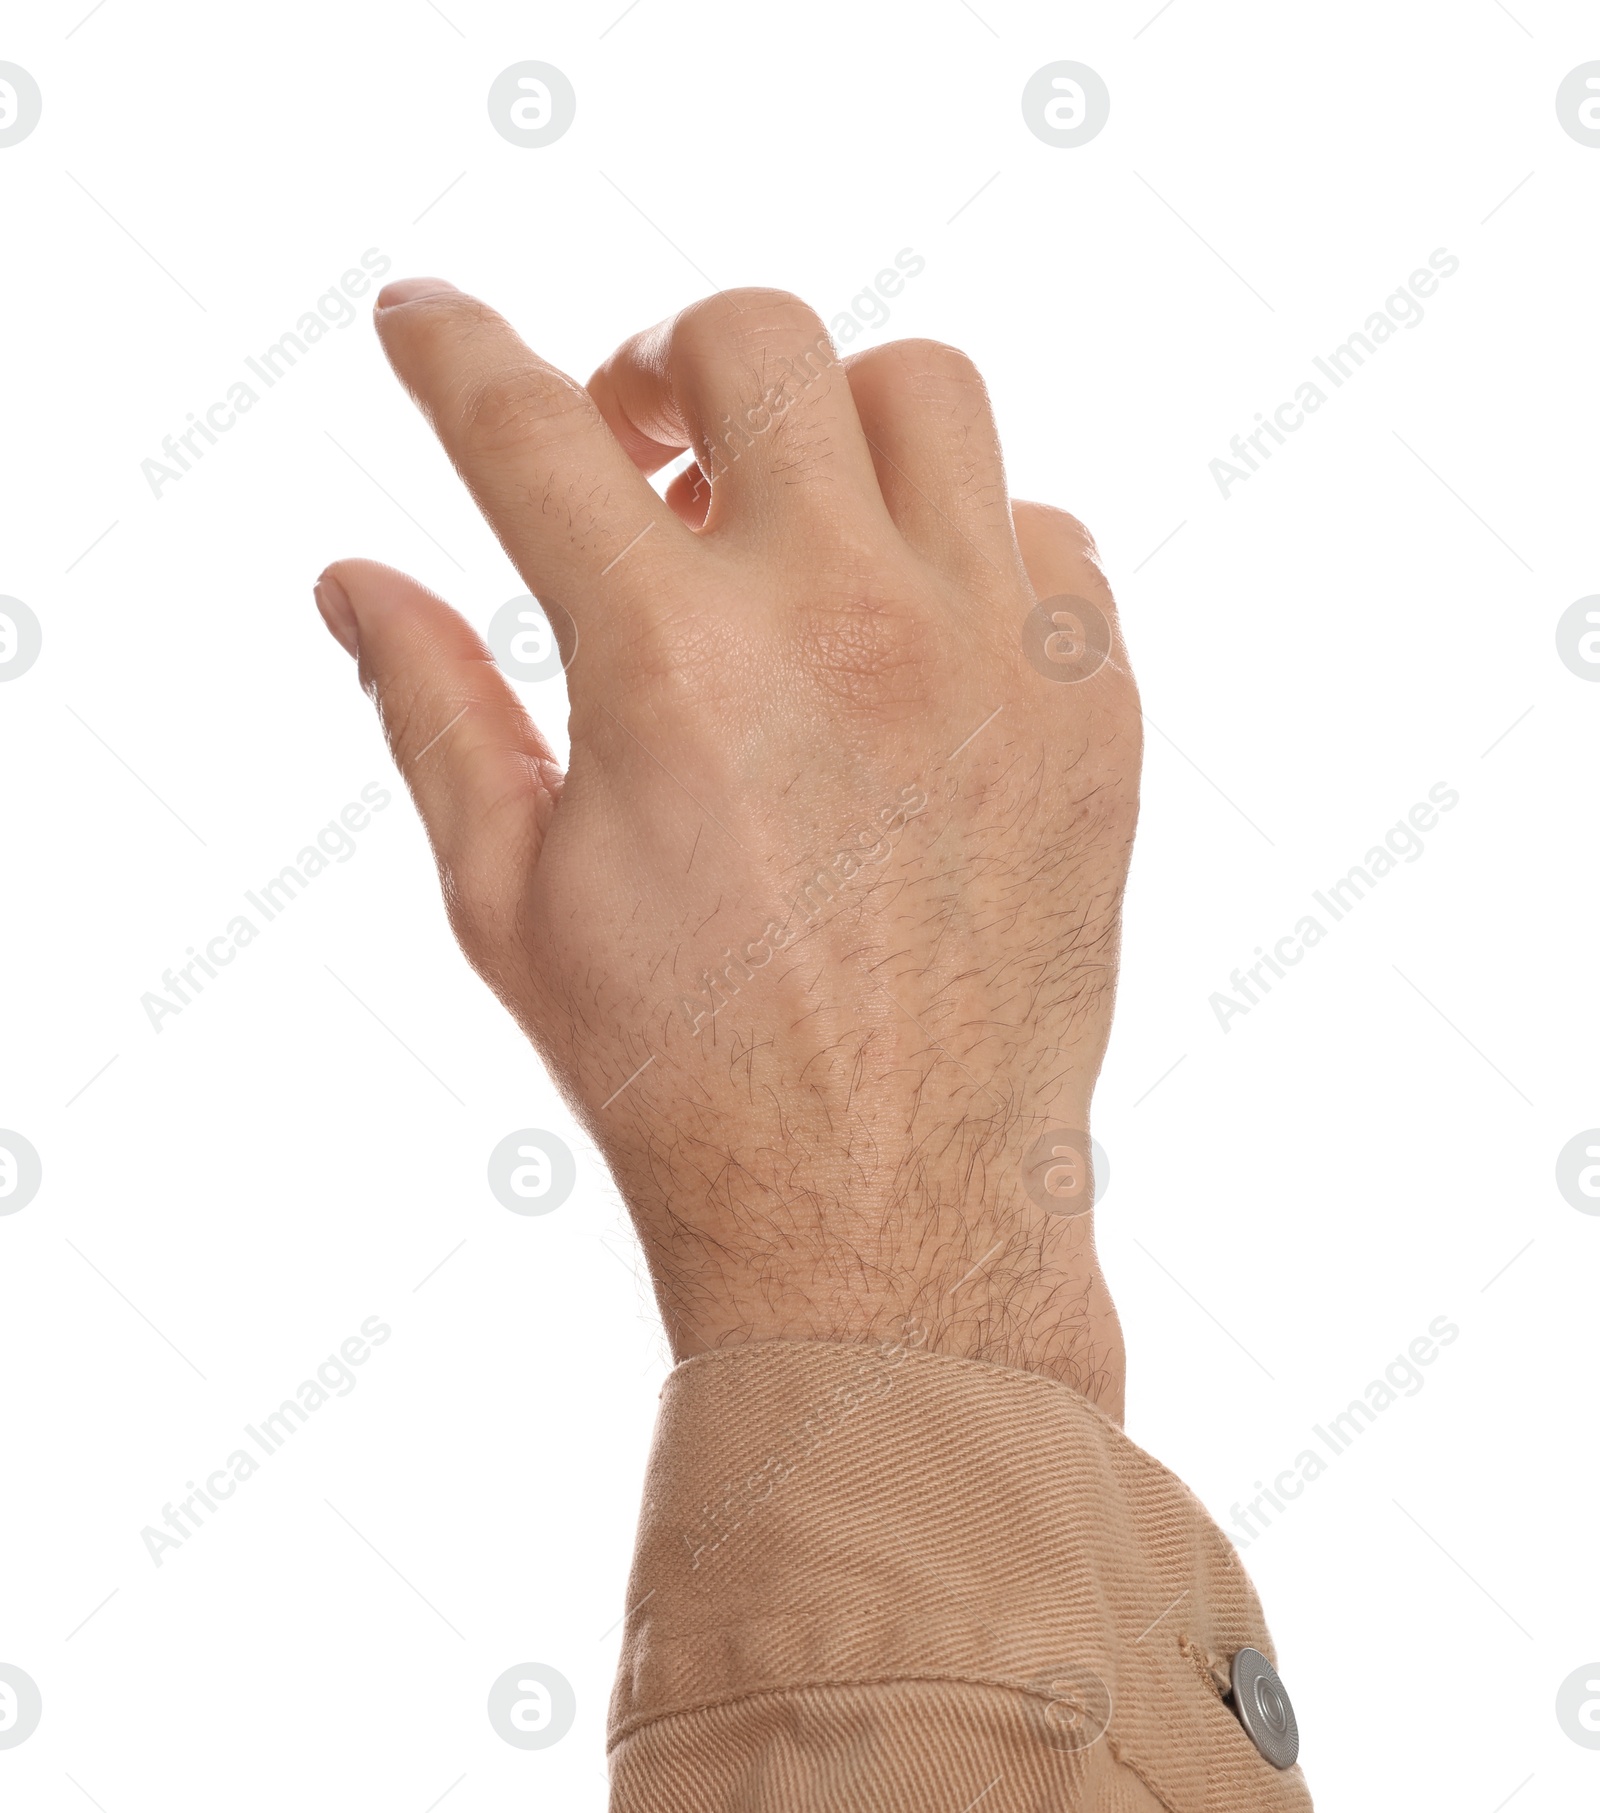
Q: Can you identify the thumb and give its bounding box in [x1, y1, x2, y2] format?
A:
[313, 558, 561, 962]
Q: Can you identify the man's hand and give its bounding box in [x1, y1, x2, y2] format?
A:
[314, 283, 1141, 1412]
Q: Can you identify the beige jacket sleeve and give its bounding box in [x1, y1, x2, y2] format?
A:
[608, 1340, 1314, 1813]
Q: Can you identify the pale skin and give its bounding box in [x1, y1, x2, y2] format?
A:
[314, 281, 1141, 1417]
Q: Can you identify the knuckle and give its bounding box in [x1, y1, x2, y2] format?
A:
[607, 609, 750, 722]
[889, 337, 986, 390]
[677, 289, 834, 365]
[1017, 499, 1098, 552]
[801, 617, 929, 699]
[454, 362, 596, 459]
[1014, 502, 1113, 598]
[791, 566, 942, 709]
[850, 337, 988, 404]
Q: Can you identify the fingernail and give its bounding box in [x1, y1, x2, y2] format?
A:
[314, 570, 359, 659]
[375, 276, 459, 310]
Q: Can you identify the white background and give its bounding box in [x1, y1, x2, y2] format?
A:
[1, 1, 1596, 1808]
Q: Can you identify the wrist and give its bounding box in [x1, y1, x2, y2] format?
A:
[637, 1114, 1125, 1416]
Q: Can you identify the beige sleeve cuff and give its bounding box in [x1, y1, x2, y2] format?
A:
[608, 1339, 1314, 1812]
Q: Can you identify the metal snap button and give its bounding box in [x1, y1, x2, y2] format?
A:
[1229, 1646, 1299, 1770]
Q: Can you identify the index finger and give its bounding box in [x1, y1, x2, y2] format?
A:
[374, 277, 699, 659]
